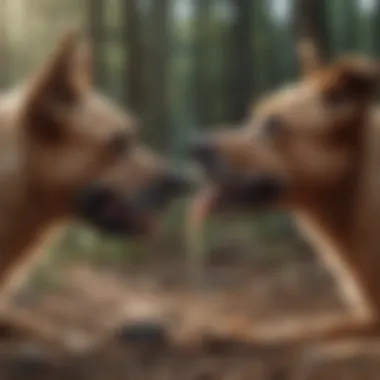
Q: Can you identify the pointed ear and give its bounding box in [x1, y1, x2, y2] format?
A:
[296, 38, 323, 76]
[321, 57, 380, 104]
[22, 30, 93, 141]
[27, 29, 92, 104]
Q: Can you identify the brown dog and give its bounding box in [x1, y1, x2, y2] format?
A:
[0, 31, 192, 343]
[190, 49, 380, 344]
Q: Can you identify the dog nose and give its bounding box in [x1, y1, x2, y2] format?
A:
[134, 169, 196, 212]
[189, 137, 230, 182]
[158, 169, 196, 198]
[189, 137, 220, 168]
[242, 174, 284, 204]
[76, 184, 112, 217]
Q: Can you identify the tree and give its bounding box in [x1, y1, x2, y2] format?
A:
[254, 0, 278, 93]
[340, 0, 359, 52]
[293, 0, 330, 68]
[192, 0, 213, 128]
[86, 0, 106, 87]
[330, 0, 359, 54]
[0, 0, 10, 89]
[144, 0, 171, 150]
[122, 0, 144, 114]
[227, 0, 254, 122]
[374, 0, 380, 57]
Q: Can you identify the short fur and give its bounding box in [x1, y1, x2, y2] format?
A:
[193, 51, 380, 344]
[0, 31, 184, 346]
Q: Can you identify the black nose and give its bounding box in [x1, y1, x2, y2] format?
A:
[189, 137, 219, 165]
[133, 169, 198, 212]
[240, 174, 284, 204]
[189, 137, 226, 177]
[76, 184, 113, 218]
[75, 184, 129, 234]
[157, 169, 195, 198]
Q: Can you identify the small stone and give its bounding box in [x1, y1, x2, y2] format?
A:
[114, 321, 169, 347]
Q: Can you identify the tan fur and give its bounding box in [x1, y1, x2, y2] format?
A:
[0, 31, 176, 347]
[198, 55, 380, 344]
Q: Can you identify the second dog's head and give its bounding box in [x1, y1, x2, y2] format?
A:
[190, 55, 379, 213]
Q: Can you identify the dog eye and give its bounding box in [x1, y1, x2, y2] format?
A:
[258, 116, 284, 143]
[265, 116, 283, 135]
[108, 132, 133, 156]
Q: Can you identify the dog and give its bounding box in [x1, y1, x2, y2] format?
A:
[190, 43, 380, 344]
[0, 30, 193, 345]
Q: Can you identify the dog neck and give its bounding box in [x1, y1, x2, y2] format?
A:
[0, 170, 64, 277]
[295, 107, 380, 312]
[0, 92, 66, 284]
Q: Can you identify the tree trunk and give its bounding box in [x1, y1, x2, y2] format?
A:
[122, 0, 144, 114]
[293, 0, 330, 63]
[144, 0, 171, 151]
[0, 0, 10, 89]
[193, 0, 212, 127]
[340, 0, 359, 52]
[86, 0, 105, 88]
[228, 0, 254, 122]
[374, 0, 380, 58]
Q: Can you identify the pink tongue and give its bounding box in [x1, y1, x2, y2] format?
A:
[189, 186, 218, 226]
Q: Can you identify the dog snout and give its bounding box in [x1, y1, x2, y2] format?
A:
[189, 137, 219, 167]
[189, 136, 229, 181]
[241, 174, 285, 204]
[158, 169, 195, 198]
[76, 184, 113, 218]
[76, 183, 129, 233]
[142, 169, 196, 210]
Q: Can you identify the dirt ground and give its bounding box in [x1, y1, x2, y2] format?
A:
[0, 243, 379, 380]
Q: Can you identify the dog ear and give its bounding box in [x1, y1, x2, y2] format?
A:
[296, 38, 323, 76]
[322, 57, 380, 104]
[22, 29, 92, 141]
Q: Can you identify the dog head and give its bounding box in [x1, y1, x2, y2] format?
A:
[19, 31, 192, 236]
[190, 54, 380, 213]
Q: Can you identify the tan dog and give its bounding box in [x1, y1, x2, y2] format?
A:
[190, 48, 380, 344]
[0, 31, 192, 341]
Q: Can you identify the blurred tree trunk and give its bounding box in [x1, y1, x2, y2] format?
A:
[228, 0, 253, 122]
[339, 0, 359, 52]
[122, 0, 144, 114]
[273, 20, 295, 84]
[86, 0, 106, 87]
[193, 0, 212, 127]
[293, 0, 330, 64]
[374, 0, 380, 58]
[331, 0, 358, 53]
[255, 0, 279, 93]
[265, 7, 281, 90]
[144, 0, 171, 151]
[0, 0, 10, 89]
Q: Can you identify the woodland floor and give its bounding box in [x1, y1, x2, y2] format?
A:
[0, 242, 379, 380]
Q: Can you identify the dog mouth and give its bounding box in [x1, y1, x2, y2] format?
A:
[187, 176, 285, 242]
[91, 197, 160, 236]
[75, 186, 164, 237]
[194, 173, 286, 216]
[75, 169, 195, 237]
